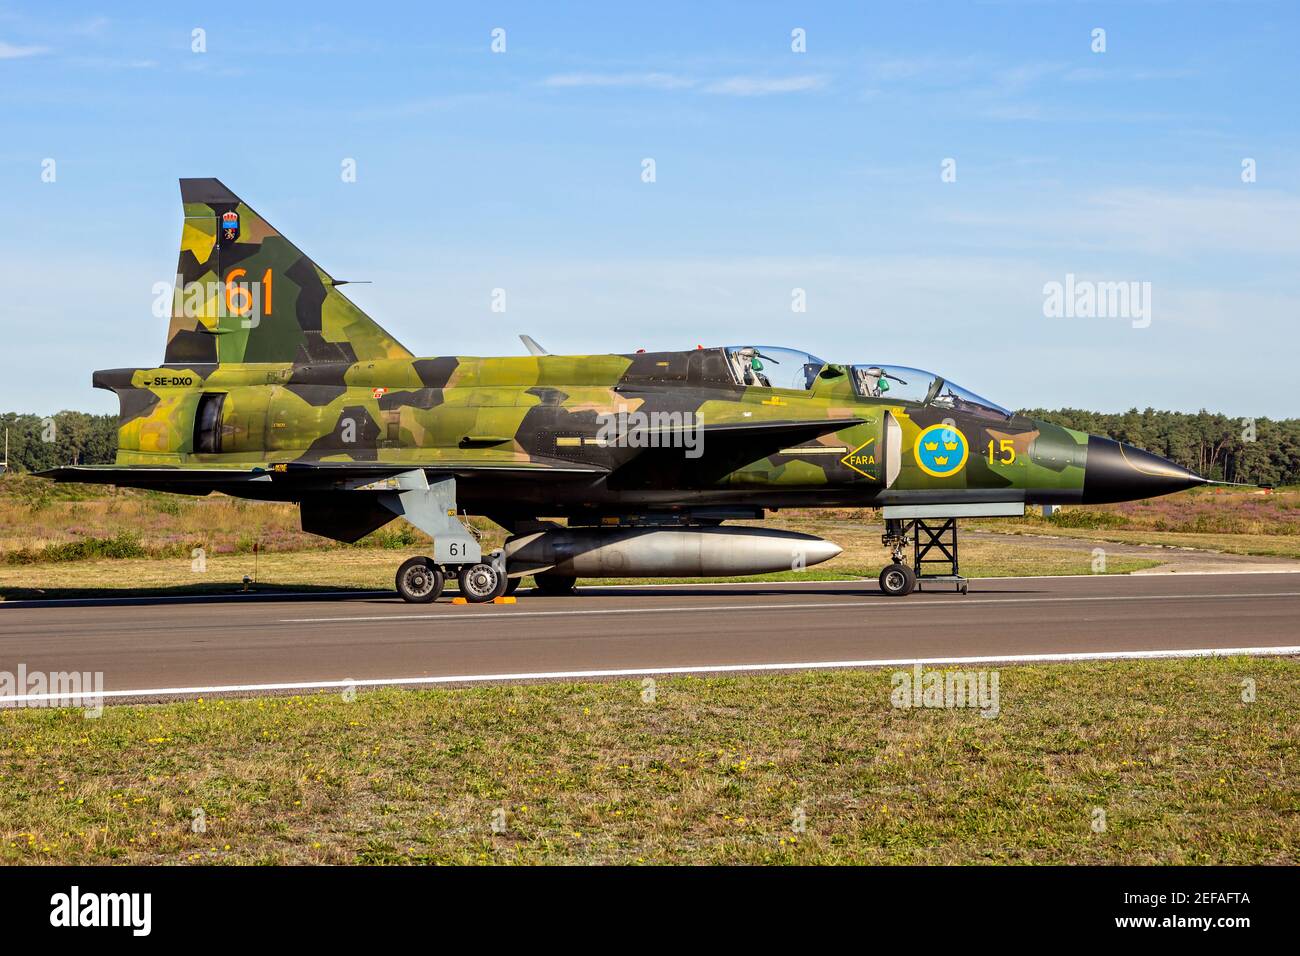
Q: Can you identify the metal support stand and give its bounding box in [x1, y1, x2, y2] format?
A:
[377, 471, 482, 566]
[906, 517, 967, 594]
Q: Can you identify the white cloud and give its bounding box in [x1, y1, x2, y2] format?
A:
[0, 40, 49, 59]
[348, 92, 503, 121]
[1080, 188, 1300, 255]
[865, 55, 983, 86]
[346, 250, 1298, 418]
[73, 16, 110, 36]
[68, 56, 158, 70]
[1065, 66, 1199, 83]
[981, 103, 1044, 121]
[543, 72, 695, 90]
[5, 245, 1295, 417]
[859, 56, 1197, 124]
[542, 72, 826, 96]
[702, 74, 827, 96]
[936, 188, 1300, 256]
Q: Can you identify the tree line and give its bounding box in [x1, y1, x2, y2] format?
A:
[2, 407, 1297, 486]
[1021, 408, 1300, 487]
[1, 412, 118, 473]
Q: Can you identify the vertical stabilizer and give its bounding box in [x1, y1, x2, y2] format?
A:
[165, 178, 412, 366]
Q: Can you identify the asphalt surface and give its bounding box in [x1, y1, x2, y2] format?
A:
[1, 572, 1298, 698]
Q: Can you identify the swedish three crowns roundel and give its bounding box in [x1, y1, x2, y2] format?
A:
[914, 423, 969, 478]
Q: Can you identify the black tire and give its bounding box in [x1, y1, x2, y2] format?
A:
[533, 573, 577, 596]
[878, 563, 916, 597]
[396, 557, 444, 604]
[457, 563, 506, 603]
[504, 577, 520, 596]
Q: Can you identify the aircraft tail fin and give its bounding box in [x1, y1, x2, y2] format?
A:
[164, 178, 412, 366]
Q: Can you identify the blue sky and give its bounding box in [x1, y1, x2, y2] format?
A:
[1, 0, 1297, 417]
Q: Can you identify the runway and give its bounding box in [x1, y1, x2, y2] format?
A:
[1, 572, 1298, 702]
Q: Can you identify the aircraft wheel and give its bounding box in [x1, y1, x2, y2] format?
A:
[396, 557, 444, 604]
[878, 563, 916, 597]
[533, 573, 577, 596]
[504, 577, 520, 596]
[458, 563, 506, 603]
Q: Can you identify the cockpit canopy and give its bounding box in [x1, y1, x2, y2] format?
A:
[849, 364, 1011, 419]
[722, 346, 1011, 420]
[724, 346, 827, 391]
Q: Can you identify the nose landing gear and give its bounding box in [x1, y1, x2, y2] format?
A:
[879, 516, 968, 596]
[878, 562, 916, 597]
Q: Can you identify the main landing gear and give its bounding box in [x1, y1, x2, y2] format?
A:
[375, 472, 513, 604]
[532, 573, 577, 596]
[395, 556, 444, 603]
[879, 516, 968, 597]
[394, 556, 510, 603]
[457, 561, 508, 603]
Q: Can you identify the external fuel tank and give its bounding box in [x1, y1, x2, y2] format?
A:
[504, 526, 842, 578]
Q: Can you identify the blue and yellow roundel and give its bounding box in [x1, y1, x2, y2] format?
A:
[914, 423, 969, 478]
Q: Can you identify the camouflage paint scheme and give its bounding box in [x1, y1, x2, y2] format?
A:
[47, 180, 1195, 543]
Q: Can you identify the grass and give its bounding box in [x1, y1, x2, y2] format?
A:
[0, 529, 1159, 601]
[0, 480, 1293, 865]
[972, 486, 1300, 559]
[0, 657, 1294, 864]
[20, 479, 1300, 601]
[4, 531, 151, 565]
[980, 525, 1300, 560]
[0, 475, 427, 557]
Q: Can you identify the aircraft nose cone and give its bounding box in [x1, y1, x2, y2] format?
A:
[1082, 436, 1207, 504]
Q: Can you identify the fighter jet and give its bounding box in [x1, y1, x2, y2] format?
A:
[42, 179, 1208, 599]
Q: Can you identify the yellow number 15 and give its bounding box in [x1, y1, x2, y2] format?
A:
[986, 438, 1016, 466]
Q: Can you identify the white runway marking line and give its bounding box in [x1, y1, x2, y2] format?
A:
[4, 569, 1299, 609]
[578, 568, 1300, 585]
[3, 645, 1298, 705]
[281, 590, 1300, 624]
